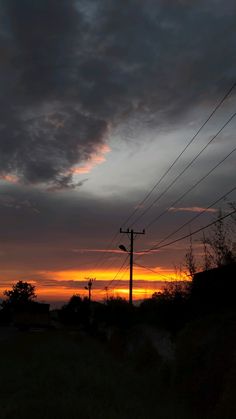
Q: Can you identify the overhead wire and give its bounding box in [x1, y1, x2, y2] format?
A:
[85, 231, 120, 276]
[105, 253, 130, 290]
[133, 261, 174, 281]
[121, 82, 236, 229]
[140, 208, 236, 254]
[85, 83, 236, 294]
[145, 145, 236, 229]
[96, 176, 235, 296]
[130, 144, 236, 257]
[131, 112, 236, 228]
[108, 264, 130, 291]
[143, 185, 236, 252]
[85, 82, 236, 279]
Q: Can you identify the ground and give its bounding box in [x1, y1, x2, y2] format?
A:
[1, 314, 236, 419]
[0, 328, 173, 419]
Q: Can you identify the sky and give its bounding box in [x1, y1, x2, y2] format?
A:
[0, 0, 236, 305]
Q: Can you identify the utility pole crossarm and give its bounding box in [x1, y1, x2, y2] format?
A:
[120, 228, 145, 235]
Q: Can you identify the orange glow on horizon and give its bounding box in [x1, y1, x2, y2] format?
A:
[39, 265, 179, 283]
[0, 266, 184, 304]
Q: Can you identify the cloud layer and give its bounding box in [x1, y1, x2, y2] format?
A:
[0, 0, 236, 187]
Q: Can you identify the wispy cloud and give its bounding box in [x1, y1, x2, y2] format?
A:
[0, 174, 18, 184]
[0, 194, 39, 213]
[168, 207, 217, 213]
[72, 144, 111, 175]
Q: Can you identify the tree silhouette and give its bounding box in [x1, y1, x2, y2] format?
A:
[60, 294, 90, 326]
[201, 232, 212, 271]
[185, 235, 197, 278]
[2, 281, 36, 308]
[204, 210, 235, 267]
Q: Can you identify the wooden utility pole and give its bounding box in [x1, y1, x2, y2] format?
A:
[120, 228, 145, 305]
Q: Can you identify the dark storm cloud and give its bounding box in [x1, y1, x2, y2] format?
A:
[0, 0, 236, 186]
[0, 0, 109, 186]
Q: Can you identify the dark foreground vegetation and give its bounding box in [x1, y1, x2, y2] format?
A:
[1, 263, 236, 418]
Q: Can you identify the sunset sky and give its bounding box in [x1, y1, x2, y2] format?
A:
[0, 0, 236, 305]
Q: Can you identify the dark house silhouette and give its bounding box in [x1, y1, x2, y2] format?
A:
[191, 263, 236, 312]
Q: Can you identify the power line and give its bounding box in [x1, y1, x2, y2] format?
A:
[108, 260, 171, 293]
[141, 208, 236, 254]
[105, 254, 130, 290]
[85, 83, 236, 280]
[86, 224, 144, 288]
[84, 221, 142, 277]
[121, 82, 236, 228]
[87, 223, 148, 281]
[131, 112, 236, 228]
[86, 231, 120, 275]
[94, 190, 235, 297]
[133, 261, 174, 281]
[145, 146, 236, 229]
[114, 186, 236, 295]
[95, 263, 129, 298]
[145, 185, 236, 251]
[109, 265, 130, 291]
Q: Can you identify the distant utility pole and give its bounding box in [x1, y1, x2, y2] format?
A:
[104, 286, 109, 301]
[84, 277, 95, 302]
[120, 228, 145, 306]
